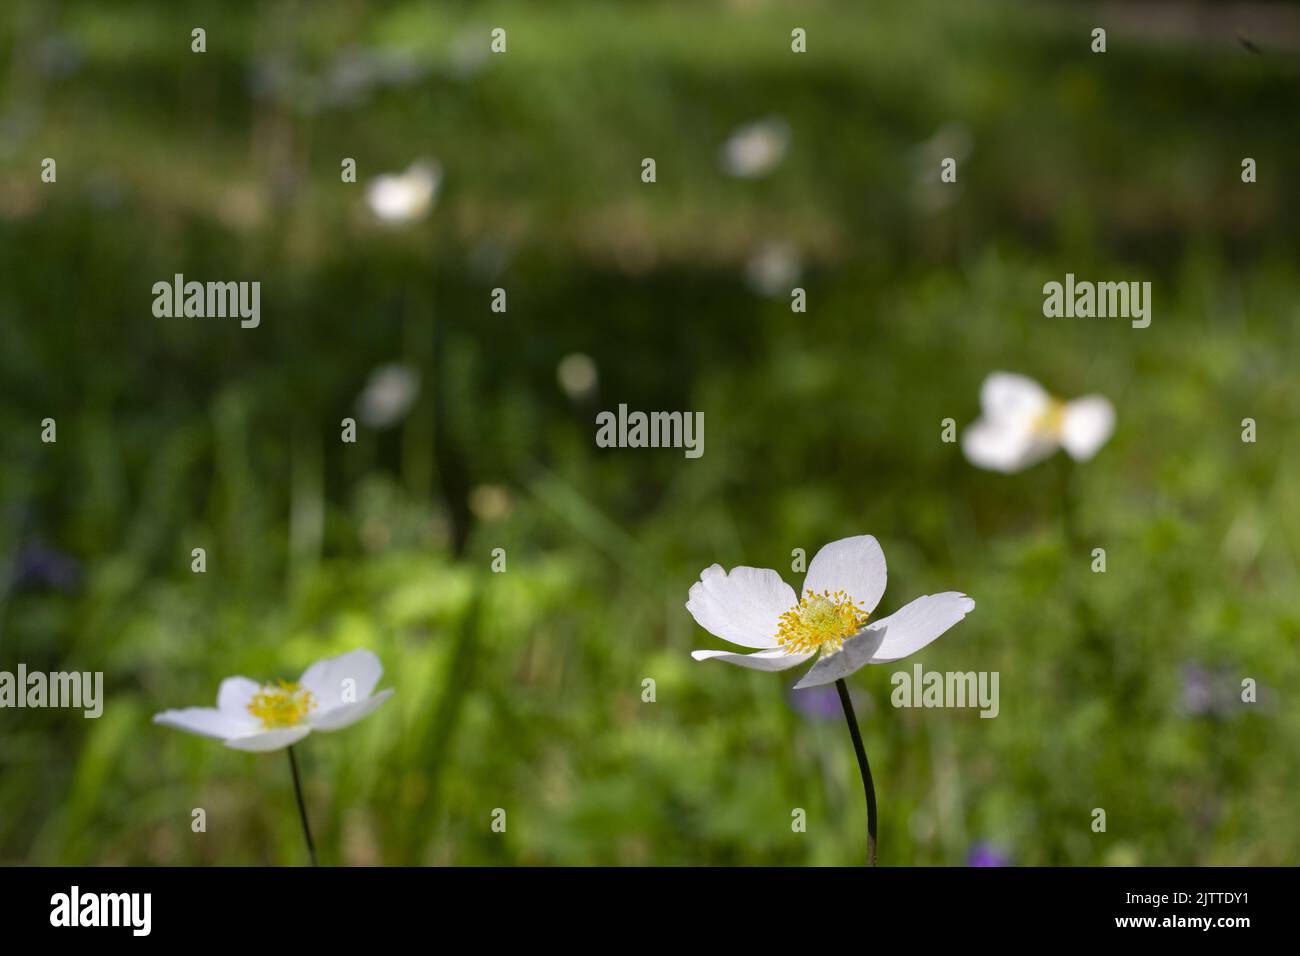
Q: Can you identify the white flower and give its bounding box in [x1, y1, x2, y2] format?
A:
[687, 535, 974, 688]
[556, 352, 598, 401]
[745, 240, 801, 297]
[720, 116, 790, 179]
[365, 160, 441, 224]
[356, 362, 420, 428]
[962, 372, 1115, 474]
[153, 649, 394, 752]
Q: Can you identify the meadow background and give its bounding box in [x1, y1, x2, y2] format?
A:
[1, 0, 1298, 866]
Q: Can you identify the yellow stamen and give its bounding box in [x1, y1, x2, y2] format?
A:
[247, 680, 316, 730]
[776, 590, 870, 655]
[1032, 397, 1067, 438]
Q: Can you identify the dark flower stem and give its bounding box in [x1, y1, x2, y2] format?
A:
[835, 678, 878, 866]
[287, 745, 318, 867]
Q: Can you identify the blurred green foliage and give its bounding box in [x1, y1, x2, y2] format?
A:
[1, 0, 1298, 865]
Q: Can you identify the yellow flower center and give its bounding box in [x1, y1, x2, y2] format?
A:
[247, 680, 316, 730]
[1032, 397, 1067, 438]
[776, 590, 871, 655]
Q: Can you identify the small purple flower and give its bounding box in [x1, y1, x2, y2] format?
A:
[1181, 664, 1215, 716]
[788, 686, 846, 721]
[1180, 662, 1241, 718]
[967, 842, 1011, 867]
[13, 543, 82, 593]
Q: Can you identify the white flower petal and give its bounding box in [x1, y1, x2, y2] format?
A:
[153, 707, 245, 741]
[685, 564, 797, 649]
[793, 591, 974, 687]
[311, 688, 395, 731]
[365, 161, 440, 224]
[980, 372, 1050, 423]
[801, 535, 887, 612]
[224, 726, 313, 752]
[791, 631, 888, 689]
[1061, 395, 1115, 461]
[962, 416, 1055, 473]
[745, 241, 802, 298]
[216, 677, 262, 721]
[356, 363, 420, 428]
[691, 647, 815, 672]
[720, 117, 790, 179]
[300, 649, 383, 710]
[861, 591, 975, 663]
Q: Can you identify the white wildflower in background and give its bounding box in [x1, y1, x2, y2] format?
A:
[745, 240, 801, 297]
[688, 535, 974, 688]
[365, 160, 441, 225]
[720, 116, 790, 179]
[153, 649, 393, 752]
[962, 372, 1115, 474]
[356, 362, 420, 428]
[556, 352, 599, 401]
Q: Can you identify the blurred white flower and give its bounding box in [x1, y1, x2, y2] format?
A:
[356, 363, 420, 428]
[720, 116, 790, 179]
[153, 649, 393, 752]
[556, 352, 598, 401]
[962, 372, 1115, 473]
[745, 240, 801, 297]
[688, 535, 974, 688]
[365, 160, 441, 224]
